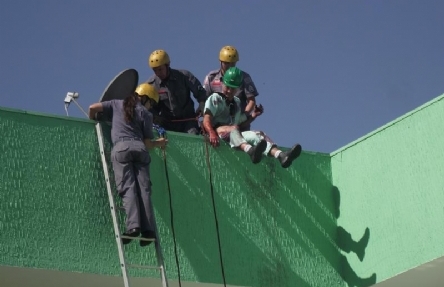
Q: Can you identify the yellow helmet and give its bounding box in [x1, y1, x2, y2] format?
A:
[148, 49, 170, 68]
[135, 83, 159, 103]
[219, 46, 239, 63]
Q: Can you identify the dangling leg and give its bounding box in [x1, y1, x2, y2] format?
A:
[242, 130, 276, 156]
[242, 130, 302, 168]
[233, 130, 266, 164]
[269, 144, 302, 168]
[215, 126, 267, 164]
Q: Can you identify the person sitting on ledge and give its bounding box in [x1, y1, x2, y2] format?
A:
[202, 67, 302, 167]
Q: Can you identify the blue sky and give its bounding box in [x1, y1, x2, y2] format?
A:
[1, 1, 443, 153]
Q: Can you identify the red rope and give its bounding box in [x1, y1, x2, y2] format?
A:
[169, 116, 199, 123]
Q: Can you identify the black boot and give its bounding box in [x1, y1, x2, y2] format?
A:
[278, 144, 302, 168]
[121, 228, 140, 245]
[140, 230, 156, 247]
[247, 140, 267, 164]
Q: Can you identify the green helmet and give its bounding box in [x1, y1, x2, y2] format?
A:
[222, 67, 243, 88]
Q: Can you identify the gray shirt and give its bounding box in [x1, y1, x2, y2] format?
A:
[101, 100, 154, 144]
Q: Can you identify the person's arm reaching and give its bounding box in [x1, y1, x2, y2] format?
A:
[144, 137, 168, 149]
[184, 70, 208, 115]
[88, 102, 103, 120]
[203, 113, 219, 147]
[142, 110, 168, 149]
[239, 104, 263, 130]
[245, 97, 256, 114]
[242, 72, 259, 114]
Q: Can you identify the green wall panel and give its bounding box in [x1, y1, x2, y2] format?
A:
[1, 105, 397, 287]
[331, 94, 444, 285]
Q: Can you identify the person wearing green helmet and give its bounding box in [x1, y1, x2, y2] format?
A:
[202, 67, 302, 167]
[203, 46, 259, 131]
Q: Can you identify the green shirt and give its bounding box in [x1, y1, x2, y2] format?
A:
[204, 93, 247, 127]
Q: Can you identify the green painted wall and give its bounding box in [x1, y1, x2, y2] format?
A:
[3, 93, 443, 287]
[0, 107, 345, 287]
[331, 94, 444, 284]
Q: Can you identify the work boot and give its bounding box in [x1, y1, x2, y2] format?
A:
[140, 230, 156, 247]
[247, 140, 267, 164]
[122, 228, 140, 245]
[278, 144, 302, 168]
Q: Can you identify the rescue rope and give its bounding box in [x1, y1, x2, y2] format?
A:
[154, 125, 182, 287]
[154, 122, 227, 287]
[203, 133, 227, 287]
[169, 116, 200, 123]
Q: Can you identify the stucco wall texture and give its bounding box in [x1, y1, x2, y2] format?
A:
[1, 94, 443, 287]
[331, 94, 444, 285]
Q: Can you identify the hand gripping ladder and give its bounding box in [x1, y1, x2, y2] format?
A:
[95, 123, 169, 287]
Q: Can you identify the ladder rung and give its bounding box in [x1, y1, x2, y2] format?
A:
[95, 123, 168, 286]
[120, 235, 156, 242]
[127, 264, 162, 270]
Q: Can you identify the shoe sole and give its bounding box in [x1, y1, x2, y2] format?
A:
[282, 144, 302, 168]
[251, 140, 267, 164]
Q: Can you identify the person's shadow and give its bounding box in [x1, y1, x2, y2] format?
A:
[332, 186, 376, 287]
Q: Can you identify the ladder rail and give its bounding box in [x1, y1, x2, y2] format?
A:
[96, 122, 169, 287]
[153, 218, 168, 287]
[95, 123, 131, 287]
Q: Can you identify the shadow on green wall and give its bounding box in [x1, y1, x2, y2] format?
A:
[155, 145, 313, 286]
[149, 143, 379, 287]
[100, 124, 377, 287]
[238, 153, 342, 287]
[332, 186, 376, 287]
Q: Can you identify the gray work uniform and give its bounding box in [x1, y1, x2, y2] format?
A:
[101, 99, 156, 233]
[203, 69, 259, 114]
[147, 68, 207, 134]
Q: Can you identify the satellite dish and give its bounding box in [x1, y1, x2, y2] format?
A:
[99, 68, 139, 102]
[96, 68, 139, 121]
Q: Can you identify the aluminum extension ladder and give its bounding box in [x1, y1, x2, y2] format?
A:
[95, 123, 169, 287]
